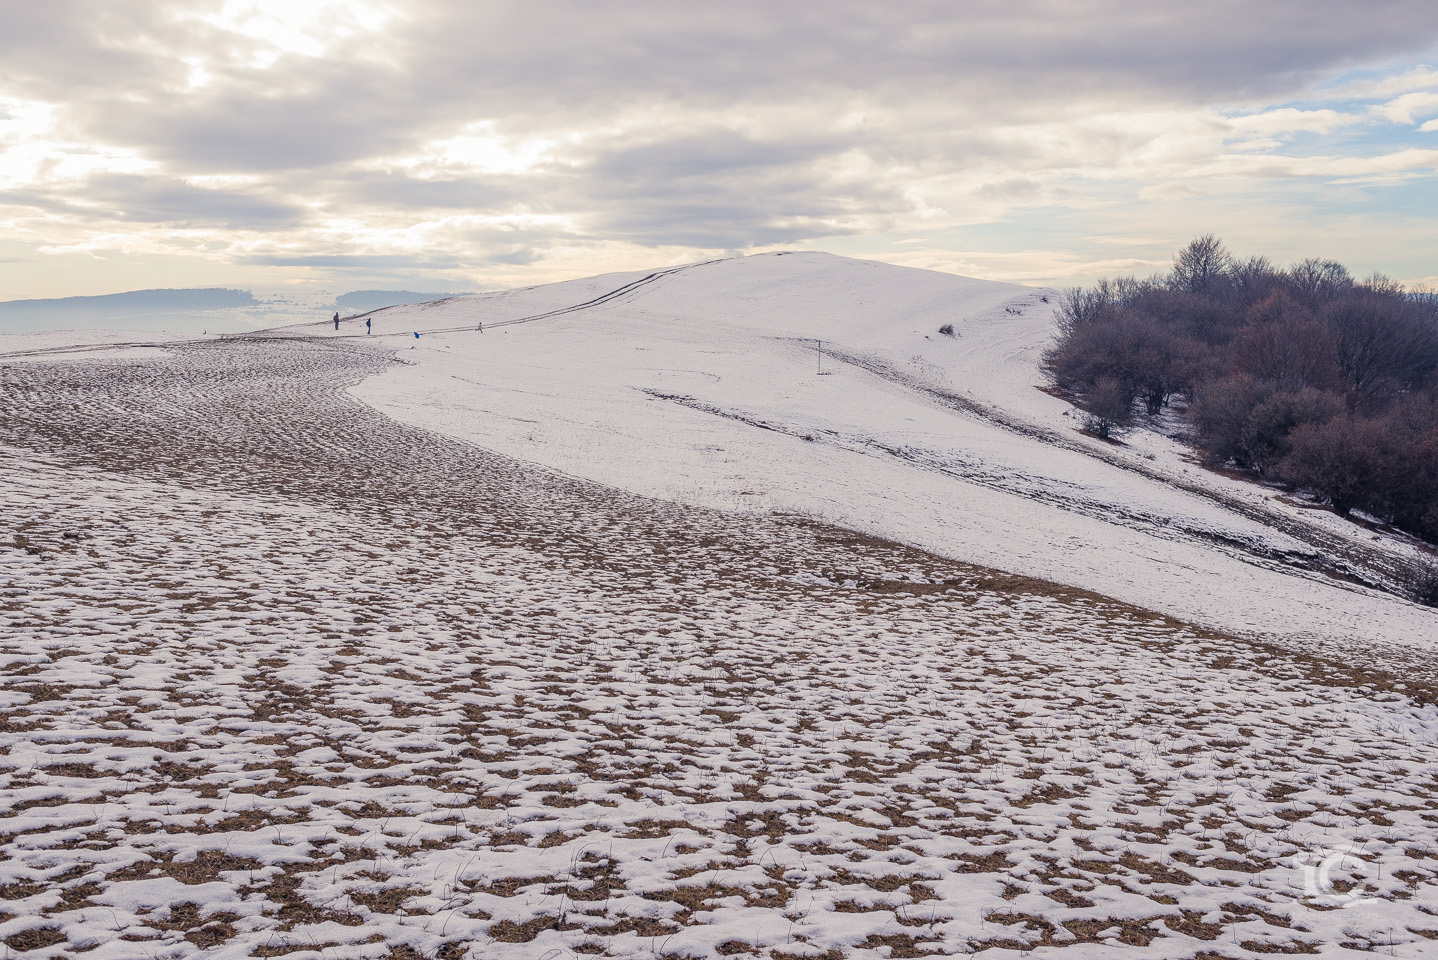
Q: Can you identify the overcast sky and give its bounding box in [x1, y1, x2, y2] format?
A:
[3, 1, 1438, 300]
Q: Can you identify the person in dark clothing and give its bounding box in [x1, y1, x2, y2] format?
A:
[366, 317, 372, 335]
[333, 312, 340, 331]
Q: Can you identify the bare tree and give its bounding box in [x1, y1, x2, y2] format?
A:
[1170, 235, 1232, 295]
[1280, 415, 1379, 516]
[1323, 290, 1438, 409]
[1234, 292, 1340, 392]
[1286, 258, 1352, 306]
[1079, 376, 1133, 439]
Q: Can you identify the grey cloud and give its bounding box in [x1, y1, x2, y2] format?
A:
[0, 190, 73, 217]
[87, 174, 303, 226]
[584, 132, 840, 183]
[333, 171, 520, 211]
[241, 253, 467, 270]
[295, 128, 907, 249]
[559, 129, 910, 247]
[0, 3, 177, 100]
[71, 62, 424, 173]
[401, 1, 1438, 118]
[975, 179, 1044, 203]
[585, 203, 829, 249]
[573, 181, 882, 249]
[0, 174, 303, 229]
[484, 249, 540, 266]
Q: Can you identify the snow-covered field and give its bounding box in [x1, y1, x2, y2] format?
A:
[2, 253, 1437, 959]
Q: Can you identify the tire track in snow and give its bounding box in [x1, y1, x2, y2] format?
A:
[813, 341, 1420, 599]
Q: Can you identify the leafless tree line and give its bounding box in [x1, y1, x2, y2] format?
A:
[1045, 237, 1438, 548]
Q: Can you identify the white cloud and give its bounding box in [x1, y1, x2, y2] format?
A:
[184, 0, 402, 62]
[1212, 147, 1438, 179]
[368, 124, 561, 177]
[0, 97, 155, 191]
[1225, 107, 1357, 137]
[1373, 90, 1438, 124]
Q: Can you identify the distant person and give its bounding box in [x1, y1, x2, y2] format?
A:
[476, 322, 484, 333]
[414, 332, 420, 339]
[366, 317, 372, 335]
[333, 312, 340, 331]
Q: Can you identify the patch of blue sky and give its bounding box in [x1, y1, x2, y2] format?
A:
[1228, 123, 1433, 159]
[1218, 57, 1438, 158]
[1296, 174, 1438, 224]
[1310, 53, 1438, 97]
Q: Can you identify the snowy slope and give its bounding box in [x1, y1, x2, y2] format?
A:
[5, 280, 1438, 959]
[334, 251, 1438, 656]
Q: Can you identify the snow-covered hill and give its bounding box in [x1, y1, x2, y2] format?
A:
[325, 251, 1437, 658]
[4, 253, 1437, 960]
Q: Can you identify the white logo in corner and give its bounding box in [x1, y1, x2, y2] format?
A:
[1294, 846, 1384, 908]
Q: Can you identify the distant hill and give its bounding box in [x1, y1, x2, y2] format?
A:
[0, 288, 258, 324]
[337, 290, 471, 313]
[0, 287, 477, 334]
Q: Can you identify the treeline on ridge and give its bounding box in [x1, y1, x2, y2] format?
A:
[1044, 236, 1438, 545]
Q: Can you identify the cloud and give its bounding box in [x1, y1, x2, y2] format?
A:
[1226, 107, 1356, 137]
[1213, 147, 1438, 180]
[1139, 183, 1202, 200]
[559, 127, 912, 247]
[240, 253, 466, 269]
[1374, 91, 1438, 124]
[78, 174, 303, 226]
[974, 178, 1044, 203]
[3, 1, 1438, 294]
[332, 170, 520, 211]
[1322, 65, 1438, 99]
